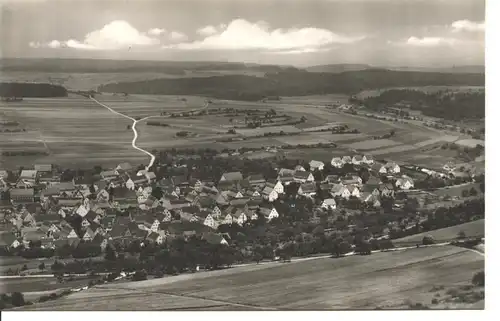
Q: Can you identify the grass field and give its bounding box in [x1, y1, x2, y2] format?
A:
[393, 220, 485, 245]
[18, 246, 484, 310]
[0, 93, 481, 171]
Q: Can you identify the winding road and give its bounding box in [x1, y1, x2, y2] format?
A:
[90, 97, 156, 171]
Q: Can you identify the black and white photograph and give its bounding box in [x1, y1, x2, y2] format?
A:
[0, 0, 490, 313]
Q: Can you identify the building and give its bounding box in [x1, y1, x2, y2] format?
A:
[10, 188, 35, 203]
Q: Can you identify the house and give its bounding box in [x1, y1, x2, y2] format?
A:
[276, 173, 293, 186]
[443, 162, 456, 172]
[261, 186, 279, 202]
[330, 157, 344, 168]
[324, 175, 340, 184]
[278, 168, 295, 177]
[362, 154, 374, 165]
[116, 162, 133, 173]
[92, 234, 108, 251]
[309, 160, 325, 171]
[331, 184, 351, 199]
[196, 210, 217, 229]
[34, 164, 52, 173]
[259, 206, 279, 221]
[298, 182, 317, 198]
[342, 175, 362, 186]
[364, 194, 381, 208]
[346, 185, 361, 198]
[350, 155, 363, 165]
[112, 187, 137, 202]
[321, 198, 337, 210]
[202, 232, 228, 245]
[379, 183, 395, 197]
[19, 170, 37, 185]
[294, 165, 306, 172]
[341, 156, 352, 164]
[395, 177, 414, 190]
[222, 207, 247, 226]
[136, 216, 161, 232]
[125, 174, 148, 190]
[10, 188, 34, 204]
[0, 232, 22, 249]
[58, 198, 82, 210]
[219, 172, 244, 183]
[38, 172, 60, 186]
[247, 174, 266, 187]
[101, 170, 118, 181]
[293, 171, 315, 183]
[384, 161, 400, 174]
[144, 172, 157, 183]
[266, 180, 284, 194]
[146, 232, 164, 245]
[371, 163, 387, 175]
[210, 205, 222, 219]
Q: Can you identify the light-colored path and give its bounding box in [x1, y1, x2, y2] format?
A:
[90, 97, 155, 171]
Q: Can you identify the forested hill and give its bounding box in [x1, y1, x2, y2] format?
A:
[98, 69, 484, 101]
[0, 82, 68, 98]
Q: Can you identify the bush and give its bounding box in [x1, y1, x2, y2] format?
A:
[472, 271, 485, 286]
[431, 298, 438, 304]
[422, 235, 435, 245]
[10, 292, 25, 307]
[132, 269, 148, 281]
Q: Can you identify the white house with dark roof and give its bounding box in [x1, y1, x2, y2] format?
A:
[293, 171, 315, 183]
[309, 160, 325, 171]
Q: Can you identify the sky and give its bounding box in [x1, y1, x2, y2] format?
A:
[0, 0, 485, 67]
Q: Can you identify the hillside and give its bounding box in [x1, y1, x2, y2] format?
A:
[0, 82, 68, 98]
[306, 64, 372, 73]
[98, 69, 485, 101]
[0, 58, 297, 74]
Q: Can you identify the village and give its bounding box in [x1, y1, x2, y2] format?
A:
[0, 147, 482, 264]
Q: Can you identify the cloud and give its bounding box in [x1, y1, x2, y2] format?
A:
[451, 20, 485, 33]
[148, 28, 166, 36]
[165, 19, 364, 52]
[197, 25, 218, 36]
[168, 31, 188, 42]
[405, 36, 458, 47]
[30, 20, 160, 50]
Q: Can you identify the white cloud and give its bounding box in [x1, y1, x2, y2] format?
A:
[165, 19, 364, 52]
[451, 20, 485, 33]
[197, 25, 218, 36]
[30, 20, 160, 50]
[406, 36, 458, 47]
[168, 31, 188, 42]
[148, 28, 166, 36]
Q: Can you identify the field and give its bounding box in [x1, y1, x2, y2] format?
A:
[0, 92, 482, 170]
[18, 246, 484, 310]
[393, 219, 485, 245]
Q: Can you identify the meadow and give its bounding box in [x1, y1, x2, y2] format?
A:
[18, 245, 484, 310]
[392, 219, 484, 245]
[0, 93, 480, 172]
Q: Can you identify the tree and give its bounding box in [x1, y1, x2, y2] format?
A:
[151, 187, 164, 200]
[472, 271, 484, 286]
[51, 260, 64, 272]
[461, 189, 470, 198]
[38, 262, 45, 271]
[457, 230, 466, 240]
[104, 244, 117, 261]
[10, 292, 25, 307]
[469, 187, 478, 196]
[253, 252, 263, 264]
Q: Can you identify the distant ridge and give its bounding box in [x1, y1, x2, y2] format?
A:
[306, 64, 373, 73]
[306, 63, 485, 74]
